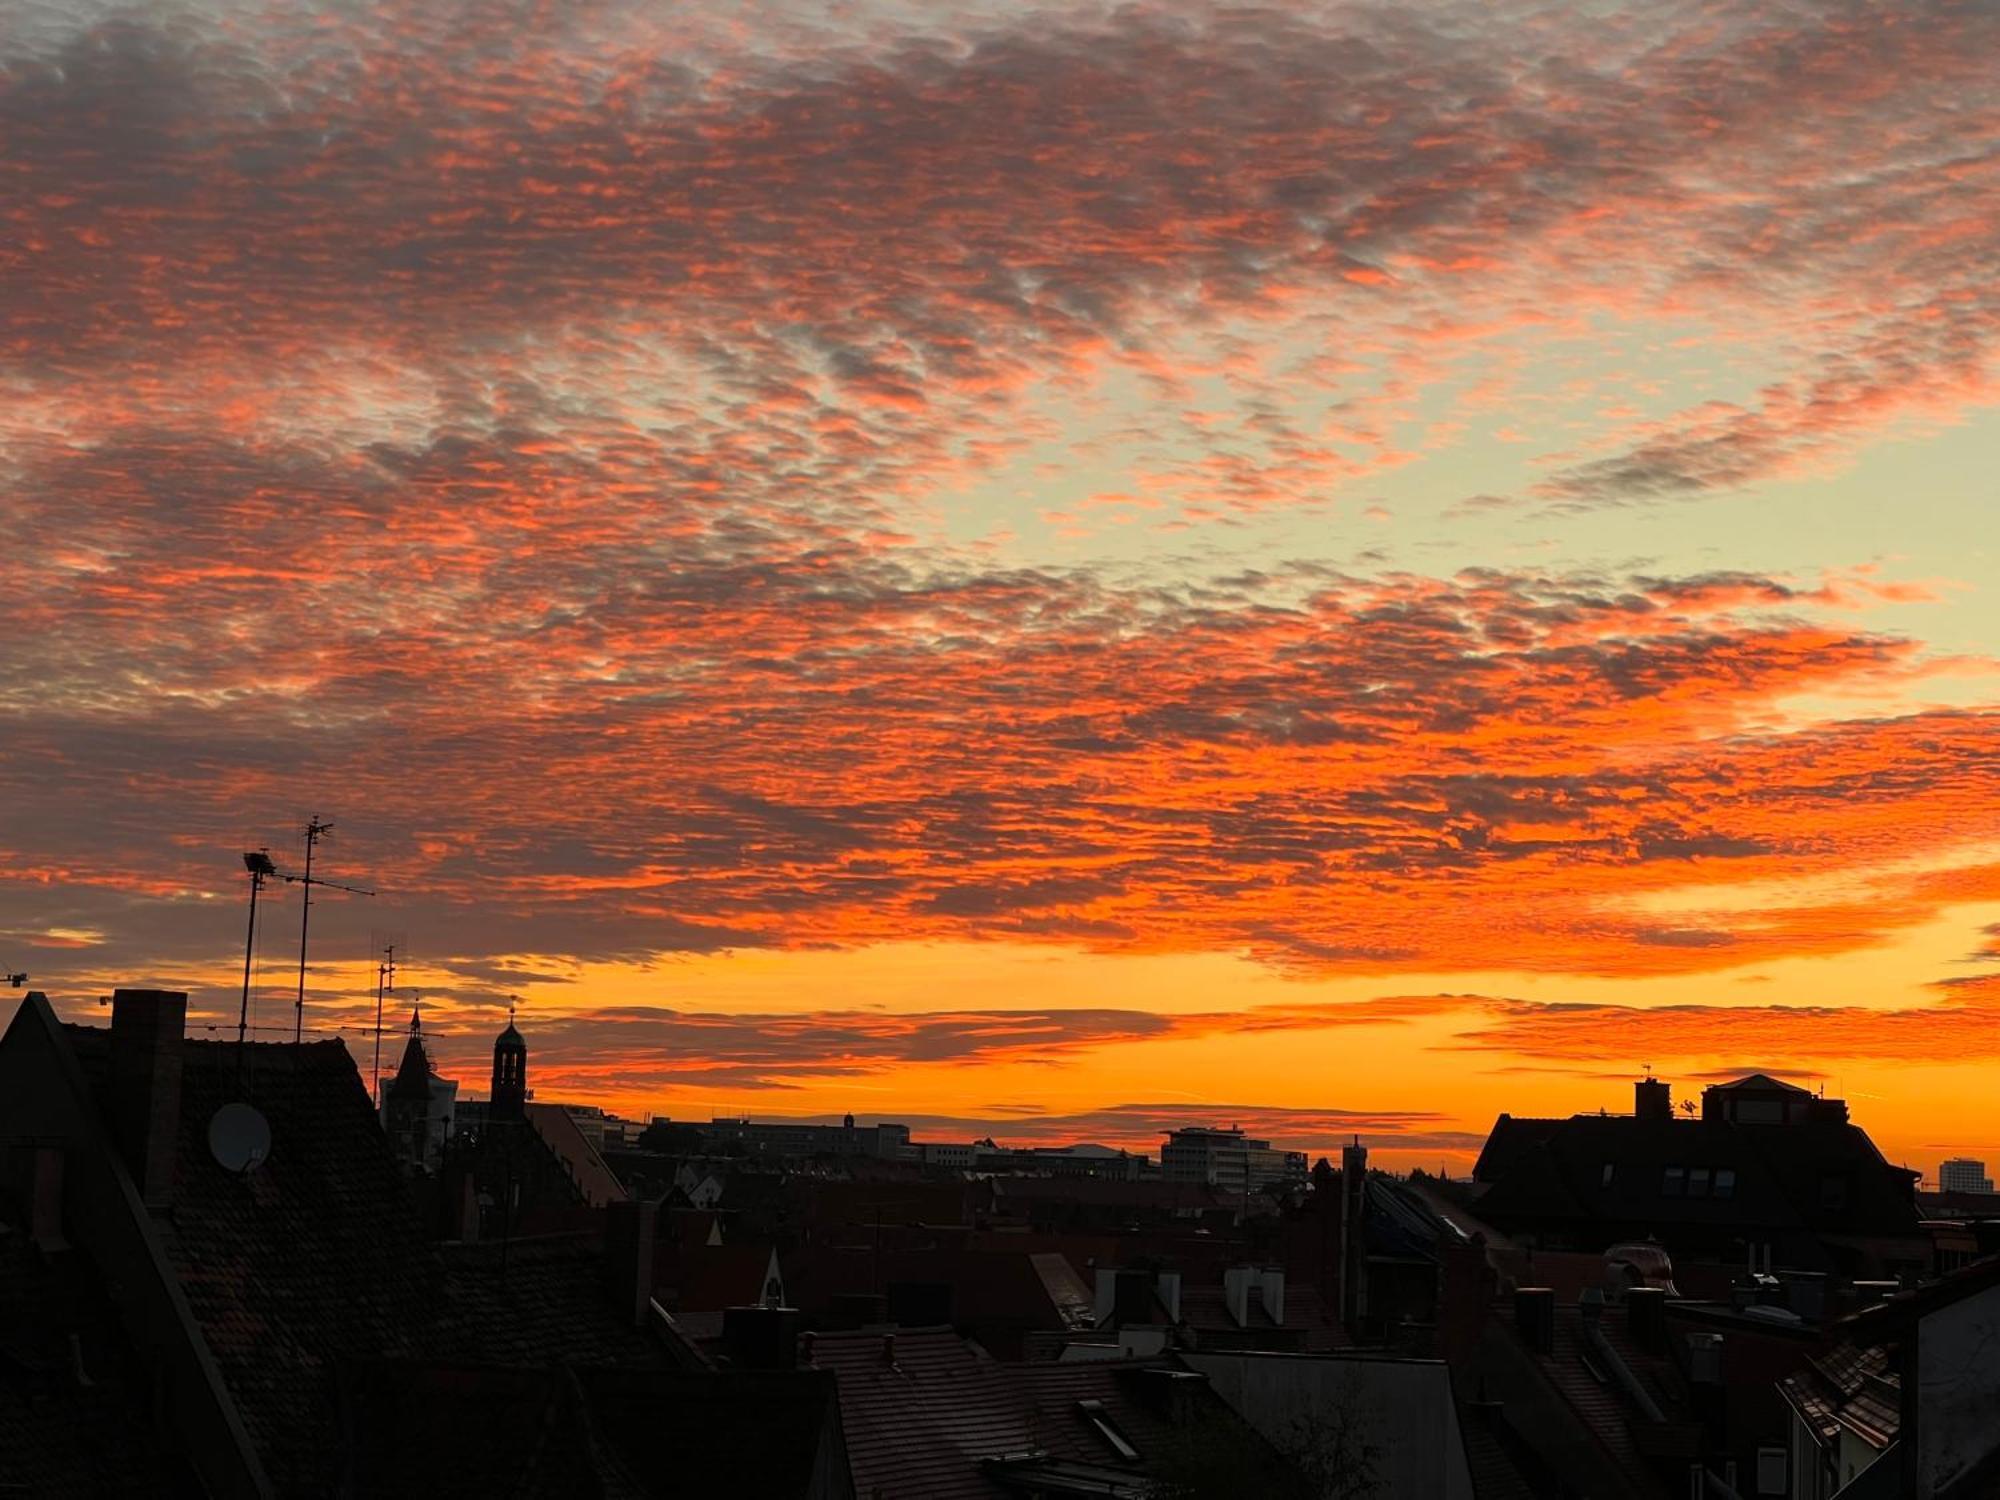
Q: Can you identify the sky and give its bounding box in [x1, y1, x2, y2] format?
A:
[3, 0, 1998, 1178]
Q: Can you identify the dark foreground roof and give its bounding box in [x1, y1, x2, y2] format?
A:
[68, 1028, 448, 1495]
[0, 1225, 179, 1497]
[340, 1363, 846, 1500]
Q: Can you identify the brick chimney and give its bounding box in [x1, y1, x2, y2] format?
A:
[601, 1198, 657, 1326]
[108, 989, 186, 1210]
[1634, 1076, 1672, 1121]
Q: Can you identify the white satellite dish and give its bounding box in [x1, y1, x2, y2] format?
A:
[208, 1102, 272, 1174]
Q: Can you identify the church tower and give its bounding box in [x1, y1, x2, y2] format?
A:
[385, 1004, 443, 1171]
[491, 999, 527, 1122]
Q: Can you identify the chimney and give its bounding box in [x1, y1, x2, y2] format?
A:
[1687, 1332, 1723, 1384]
[1514, 1287, 1555, 1355]
[601, 1199, 657, 1326]
[1626, 1285, 1667, 1351]
[1093, 1268, 1119, 1327]
[109, 989, 186, 1210]
[722, 1304, 800, 1370]
[1258, 1267, 1286, 1326]
[1634, 1077, 1672, 1122]
[1112, 1269, 1154, 1328]
[1340, 1138, 1368, 1326]
[1224, 1265, 1256, 1327]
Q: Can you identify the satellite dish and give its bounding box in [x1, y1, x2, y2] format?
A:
[208, 1102, 272, 1174]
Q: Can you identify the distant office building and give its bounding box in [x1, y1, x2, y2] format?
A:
[1941, 1158, 1994, 1194]
[701, 1113, 913, 1160]
[1161, 1126, 1308, 1196]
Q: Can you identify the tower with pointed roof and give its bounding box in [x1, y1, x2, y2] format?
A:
[491, 998, 527, 1122]
[383, 1003, 455, 1171]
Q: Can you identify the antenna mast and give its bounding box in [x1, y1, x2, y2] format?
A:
[372, 937, 401, 1102]
[287, 816, 375, 1042]
[238, 850, 276, 1081]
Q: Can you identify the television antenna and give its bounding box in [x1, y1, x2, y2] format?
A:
[5, 972, 25, 989]
[237, 850, 277, 1078]
[369, 930, 408, 1102]
[284, 816, 375, 1043]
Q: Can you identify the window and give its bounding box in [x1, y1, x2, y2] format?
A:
[1714, 1168, 1736, 1200]
[1662, 1166, 1686, 1197]
[1689, 1167, 1712, 1198]
[1821, 1175, 1848, 1211]
[1602, 1163, 1615, 1188]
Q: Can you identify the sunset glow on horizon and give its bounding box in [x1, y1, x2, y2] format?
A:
[4, 0, 1999, 1178]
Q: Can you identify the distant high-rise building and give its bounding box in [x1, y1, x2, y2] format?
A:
[1940, 1158, 1994, 1194]
[1160, 1125, 1307, 1196]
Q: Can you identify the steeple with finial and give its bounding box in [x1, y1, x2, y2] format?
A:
[384, 997, 442, 1170]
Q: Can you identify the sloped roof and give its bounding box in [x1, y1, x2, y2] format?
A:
[527, 1102, 630, 1208]
[67, 1027, 448, 1496]
[812, 1327, 1286, 1500]
[1029, 1251, 1095, 1332]
[1778, 1341, 1898, 1449]
[0, 1226, 178, 1497]
[1708, 1073, 1810, 1095]
[437, 1233, 665, 1368]
[813, 1327, 1028, 1500]
[1472, 1109, 1919, 1243]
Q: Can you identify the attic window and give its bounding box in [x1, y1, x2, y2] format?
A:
[1662, 1166, 1686, 1198]
[1601, 1163, 1615, 1188]
[1688, 1168, 1712, 1198]
[1714, 1169, 1736, 1200]
[1076, 1399, 1141, 1463]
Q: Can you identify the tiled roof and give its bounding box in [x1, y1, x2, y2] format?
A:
[68, 1028, 449, 1497]
[0, 1225, 175, 1497]
[813, 1327, 1029, 1500]
[1179, 1281, 1345, 1349]
[437, 1232, 666, 1368]
[572, 1366, 843, 1498]
[811, 1327, 1280, 1500]
[1779, 1341, 1899, 1449]
[62, 1024, 676, 1495]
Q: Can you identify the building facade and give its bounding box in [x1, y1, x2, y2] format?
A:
[1161, 1125, 1308, 1196]
[1940, 1158, 1994, 1194]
